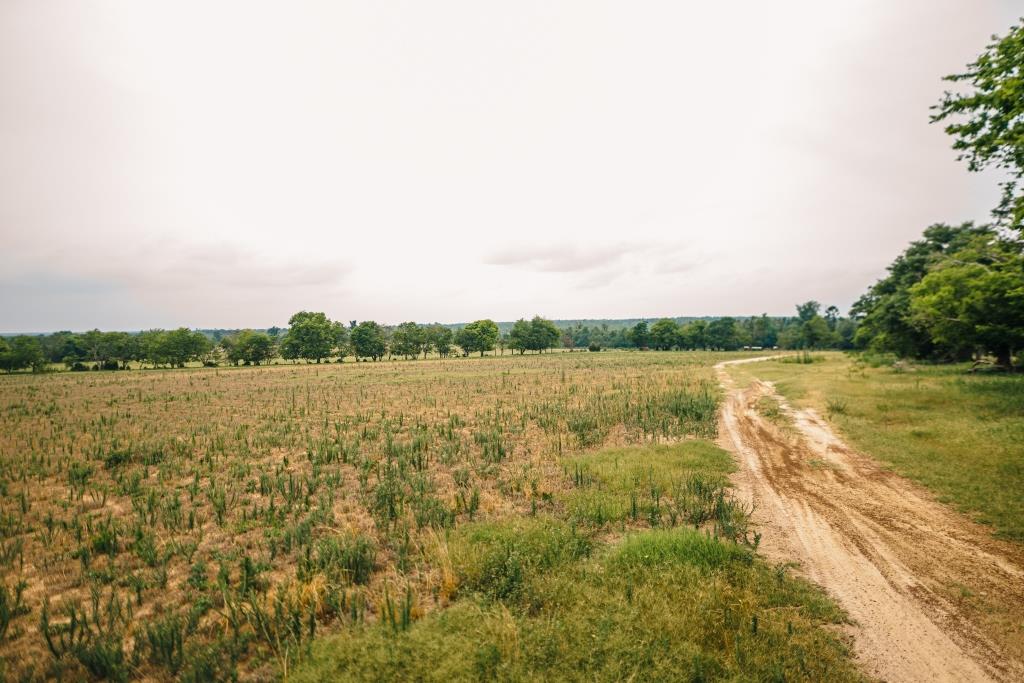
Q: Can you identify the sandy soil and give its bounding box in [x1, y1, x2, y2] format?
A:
[716, 357, 1024, 683]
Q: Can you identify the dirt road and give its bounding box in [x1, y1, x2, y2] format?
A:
[716, 357, 1024, 683]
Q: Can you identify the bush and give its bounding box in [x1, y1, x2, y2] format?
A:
[588, 343, 602, 352]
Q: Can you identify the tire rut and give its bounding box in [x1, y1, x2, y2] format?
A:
[716, 357, 1024, 683]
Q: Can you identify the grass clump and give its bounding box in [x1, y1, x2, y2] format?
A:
[564, 442, 756, 544]
[295, 526, 860, 683]
[449, 517, 591, 602]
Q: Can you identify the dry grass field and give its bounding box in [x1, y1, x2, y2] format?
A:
[0, 351, 863, 681]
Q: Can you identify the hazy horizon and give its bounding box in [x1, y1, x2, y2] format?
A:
[3, 2, 1020, 331]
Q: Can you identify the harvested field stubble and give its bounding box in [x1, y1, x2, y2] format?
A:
[0, 351, 738, 680]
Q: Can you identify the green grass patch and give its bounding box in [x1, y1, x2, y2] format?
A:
[296, 441, 859, 681]
[295, 525, 860, 682]
[448, 517, 592, 602]
[563, 442, 754, 543]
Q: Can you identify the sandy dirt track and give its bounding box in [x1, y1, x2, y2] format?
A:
[716, 357, 1024, 683]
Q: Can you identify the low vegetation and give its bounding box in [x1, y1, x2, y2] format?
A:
[733, 353, 1024, 541]
[296, 441, 860, 683]
[0, 349, 866, 680]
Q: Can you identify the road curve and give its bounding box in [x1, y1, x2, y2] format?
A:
[716, 357, 1024, 683]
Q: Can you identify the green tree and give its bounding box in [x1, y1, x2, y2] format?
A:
[909, 235, 1024, 366]
[103, 331, 137, 369]
[649, 319, 680, 350]
[509, 316, 561, 353]
[852, 223, 992, 357]
[281, 311, 342, 363]
[796, 301, 821, 323]
[800, 316, 834, 349]
[933, 19, 1024, 231]
[508, 319, 532, 354]
[79, 329, 107, 368]
[223, 330, 276, 365]
[824, 306, 840, 330]
[351, 321, 387, 361]
[0, 336, 46, 373]
[706, 318, 741, 350]
[136, 330, 169, 367]
[423, 324, 454, 358]
[627, 321, 650, 349]
[390, 322, 425, 360]
[456, 320, 499, 357]
[154, 328, 212, 368]
[679, 320, 708, 350]
[749, 315, 778, 348]
[528, 316, 561, 352]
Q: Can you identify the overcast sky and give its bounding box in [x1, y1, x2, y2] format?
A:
[1, 2, 1019, 331]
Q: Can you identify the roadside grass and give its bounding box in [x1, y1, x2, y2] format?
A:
[731, 353, 1024, 542]
[296, 443, 861, 683]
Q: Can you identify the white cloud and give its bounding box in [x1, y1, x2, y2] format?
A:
[0, 1, 1016, 330]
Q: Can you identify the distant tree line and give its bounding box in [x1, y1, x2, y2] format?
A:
[0, 306, 861, 373]
[616, 306, 856, 353]
[1, 328, 215, 372]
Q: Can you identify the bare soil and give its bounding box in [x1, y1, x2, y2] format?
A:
[717, 358, 1024, 682]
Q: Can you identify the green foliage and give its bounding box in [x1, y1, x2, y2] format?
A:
[281, 311, 344, 363]
[455, 319, 499, 356]
[140, 612, 186, 674]
[390, 322, 425, 359]
[222, 329, 276, 365]
[706, 317, 742, 350]
[0, 336, 46, 373]
[606, 527, 751, 572]
[851, 223, 1015, 361]
[908, 235, 1024, 366]
[449, 518, 591, 601]
[933, 19, 1024, 231]
[422, 323, 454, 357]
[309, 533, 376, 585]
[0, 580, 28, 641]
[295, 525, 859, 683]
[648, 318, 680, 350]
[564, 442, 755, 544]
[350, 321, 387, 361]
[508, 316, 562, 354]
[627, 320, 650, 348]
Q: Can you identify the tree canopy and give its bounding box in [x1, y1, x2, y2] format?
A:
[280, 311, 344, 363]
[508, 316, 561, 353]
[851, 222, 1023, 365]
[351, 321, 387, 361]
[0, 336, 45, 373]
[455, 320, 499, 357]
[222, 330, 277, 365]
[933, 19, 1024, 232]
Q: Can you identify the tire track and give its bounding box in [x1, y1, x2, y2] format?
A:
[716, 358, 1024, 682]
